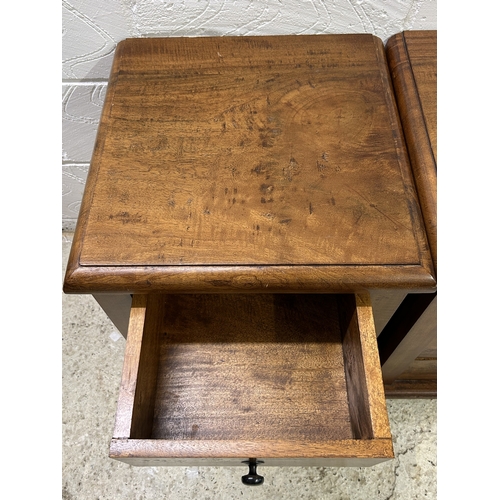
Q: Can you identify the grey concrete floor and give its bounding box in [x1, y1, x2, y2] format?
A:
[62, 232, 436, 499]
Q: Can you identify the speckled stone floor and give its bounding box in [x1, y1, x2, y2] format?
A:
[62, 232, 436, 499]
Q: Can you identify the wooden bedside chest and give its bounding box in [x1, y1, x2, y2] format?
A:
[378, 30, 437, 397]
[63, 34, 435, 482]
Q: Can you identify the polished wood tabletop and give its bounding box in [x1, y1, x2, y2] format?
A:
[64, 35, 435, 294]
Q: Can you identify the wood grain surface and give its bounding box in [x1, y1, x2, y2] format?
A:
[386, 31, 437, 273]
[351, 293, 392, 439]
[64, 34, 434, 294]
[112, 294, 148, 439]
[109, 438, 394, 467]
[403, 32, 437, 159]
[151, 294, 352, 442]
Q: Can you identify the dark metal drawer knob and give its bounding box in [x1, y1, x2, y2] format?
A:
[241, 459, 264, 486]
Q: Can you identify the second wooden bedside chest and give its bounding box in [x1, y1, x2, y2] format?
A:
[378, 30, 437, 397]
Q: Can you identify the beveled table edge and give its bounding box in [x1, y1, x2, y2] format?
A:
[64, 262, 436, 294]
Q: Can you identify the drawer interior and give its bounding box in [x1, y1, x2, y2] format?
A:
[111, 293, 393, 465]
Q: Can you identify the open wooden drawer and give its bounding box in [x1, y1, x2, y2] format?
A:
[110, 292, 393, 473]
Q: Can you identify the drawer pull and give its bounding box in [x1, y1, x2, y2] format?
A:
[241, 459, 264, 486]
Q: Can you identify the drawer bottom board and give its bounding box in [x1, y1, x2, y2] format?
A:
[151, 294, 352, 442]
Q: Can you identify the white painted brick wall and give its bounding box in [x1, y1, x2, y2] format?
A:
[62, 0, 437, 229]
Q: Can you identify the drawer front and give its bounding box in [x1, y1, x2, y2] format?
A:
[110, 293, 393, 467]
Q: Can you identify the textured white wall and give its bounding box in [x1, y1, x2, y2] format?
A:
[62, 0, 437, 229]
